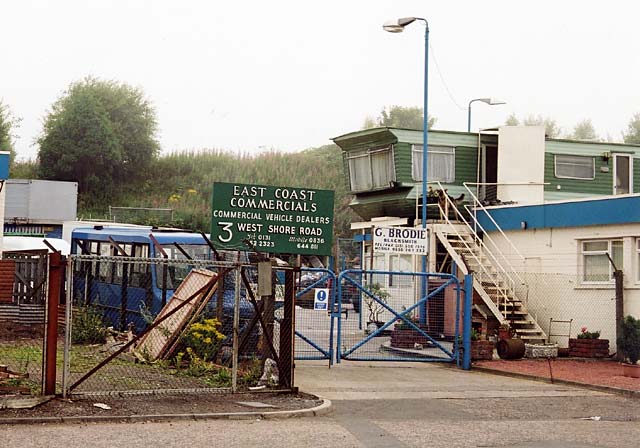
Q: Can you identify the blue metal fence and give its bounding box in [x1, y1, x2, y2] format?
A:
[335, 269, 468, 364]
[282, 268, 337, 362]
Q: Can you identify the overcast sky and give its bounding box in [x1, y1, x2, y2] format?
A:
[2, 0, 639, 160]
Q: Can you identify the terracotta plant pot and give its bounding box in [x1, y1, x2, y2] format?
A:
[498, 329, 511, 340]
[622, 363, 640, 378]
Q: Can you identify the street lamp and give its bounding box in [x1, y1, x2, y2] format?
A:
[467, 98, 506, 132]
[383, 17, 429, 323]
[383, 16, 429, 229]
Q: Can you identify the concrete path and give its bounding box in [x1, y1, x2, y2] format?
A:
[294, 360, 640, 448]
[296, 359, 609, 400]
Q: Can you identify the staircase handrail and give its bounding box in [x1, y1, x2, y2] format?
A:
[434, 204, 513, 312]
[432, 182, 522, 309]
[462, 182, 527, 262]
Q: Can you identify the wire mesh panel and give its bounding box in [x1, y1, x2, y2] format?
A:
[338, 270, 461, 362]
[286, 268, 336, 361]
[519, 272, 617, 353]
[0, 316, 46, 395]
[63, 256, 286, 396]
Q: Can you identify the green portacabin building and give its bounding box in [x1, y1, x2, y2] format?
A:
[333, 126, 640, 221]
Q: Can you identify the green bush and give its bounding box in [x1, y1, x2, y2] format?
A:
[618, 315, 640, 364]
[72, 307, 107, 344]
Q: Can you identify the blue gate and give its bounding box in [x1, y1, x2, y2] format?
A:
[276, 268, 336, 361]
[336, 270, 471, 366]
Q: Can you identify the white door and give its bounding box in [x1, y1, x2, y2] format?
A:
[614, 154, 633, 195]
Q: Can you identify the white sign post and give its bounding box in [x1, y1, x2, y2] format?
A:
[313, 288, 330, 311]
[373, 226, 428, 254]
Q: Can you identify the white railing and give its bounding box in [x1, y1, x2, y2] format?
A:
[462, 182, 534, 304]
[432, 182, 523, 313]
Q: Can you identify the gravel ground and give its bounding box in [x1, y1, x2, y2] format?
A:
[0, 391, 322, 419]
[474, 358, 640, 391]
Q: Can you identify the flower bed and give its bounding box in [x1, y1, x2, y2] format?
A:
[568, 338, 609, 358]
[390, 326, 430, 348]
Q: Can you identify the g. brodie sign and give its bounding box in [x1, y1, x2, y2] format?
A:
[373, 226, 428, 254]
[210, 182, 334, 255]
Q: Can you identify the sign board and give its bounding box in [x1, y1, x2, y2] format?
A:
[313, 288, 329, 311]
[211, 182, 335, 255]
[373, 226, 428, 254]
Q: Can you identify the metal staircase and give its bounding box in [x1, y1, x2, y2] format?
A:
[431, 182, 546, 343]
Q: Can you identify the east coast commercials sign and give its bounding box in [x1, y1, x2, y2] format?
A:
[373, 226, 428, 254]
[210, 182, 335, 255]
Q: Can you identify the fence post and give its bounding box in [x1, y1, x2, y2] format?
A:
[62, 256, 73, 398]
[462, 274, 472, 370]
[278, 269, 295, 389]
[43, 252, 64, 395]
[614, 269, 624, 361]
[232, 265, 241, 392]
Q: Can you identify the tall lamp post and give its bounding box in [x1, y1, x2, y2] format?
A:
[467, 97, 506, 132]
[383, 17, 429, 323]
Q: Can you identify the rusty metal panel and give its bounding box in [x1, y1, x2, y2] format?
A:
[0, 260, 16, 303]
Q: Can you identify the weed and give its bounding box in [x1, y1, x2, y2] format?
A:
[72, 306, 108, 344]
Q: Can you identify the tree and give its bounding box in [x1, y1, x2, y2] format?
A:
[38, 77, 160, 199]
[0, 100, 21, 166]
[363, 105, 436, 130]
[38, 88, 121, 197]
[504, 114, 561, 138]
[623, 113, 640, 145]
[569, 119, 599, 141]
[505, 113, 519, 126]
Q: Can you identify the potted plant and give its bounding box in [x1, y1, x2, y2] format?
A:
[470, 327, 494, 361]
[618, 315, 640, 378]
[569, 327, 609, 358]
[364, 283, 390, 335]
[390, 313, 430, 348]
[498, 322, 514, 340]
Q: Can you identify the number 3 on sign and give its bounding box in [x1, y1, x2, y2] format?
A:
[217, 222, 233, 243]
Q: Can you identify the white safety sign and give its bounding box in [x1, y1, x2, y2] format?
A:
[313, 288, 330, 311]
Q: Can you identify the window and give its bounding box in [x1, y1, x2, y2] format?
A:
[554, 155, 595, 180]
[582, 239, 622, 282]
[389, 254, 412, 287]
[347, 146, 395, 192]
[412, 145, 455, 183]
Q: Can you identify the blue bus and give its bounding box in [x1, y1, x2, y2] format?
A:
[70, 226, 255, 333]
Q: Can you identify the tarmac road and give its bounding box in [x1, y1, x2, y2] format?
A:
[1, 361, 639, 448]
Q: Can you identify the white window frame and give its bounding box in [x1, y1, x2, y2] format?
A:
[554, 154, 595, 180]
[412, 145, 455, 183]
[347, 146, 396, 192]
[581, 239, 622, 284]
[636, 239, 640, 283]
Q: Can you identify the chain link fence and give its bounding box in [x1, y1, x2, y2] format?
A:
[63, 255, 291, 397]
[291, 268, 335, 361]
[518, 272, 617, 353]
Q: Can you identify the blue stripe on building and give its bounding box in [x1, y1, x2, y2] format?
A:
[477, 195, 640, 232]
